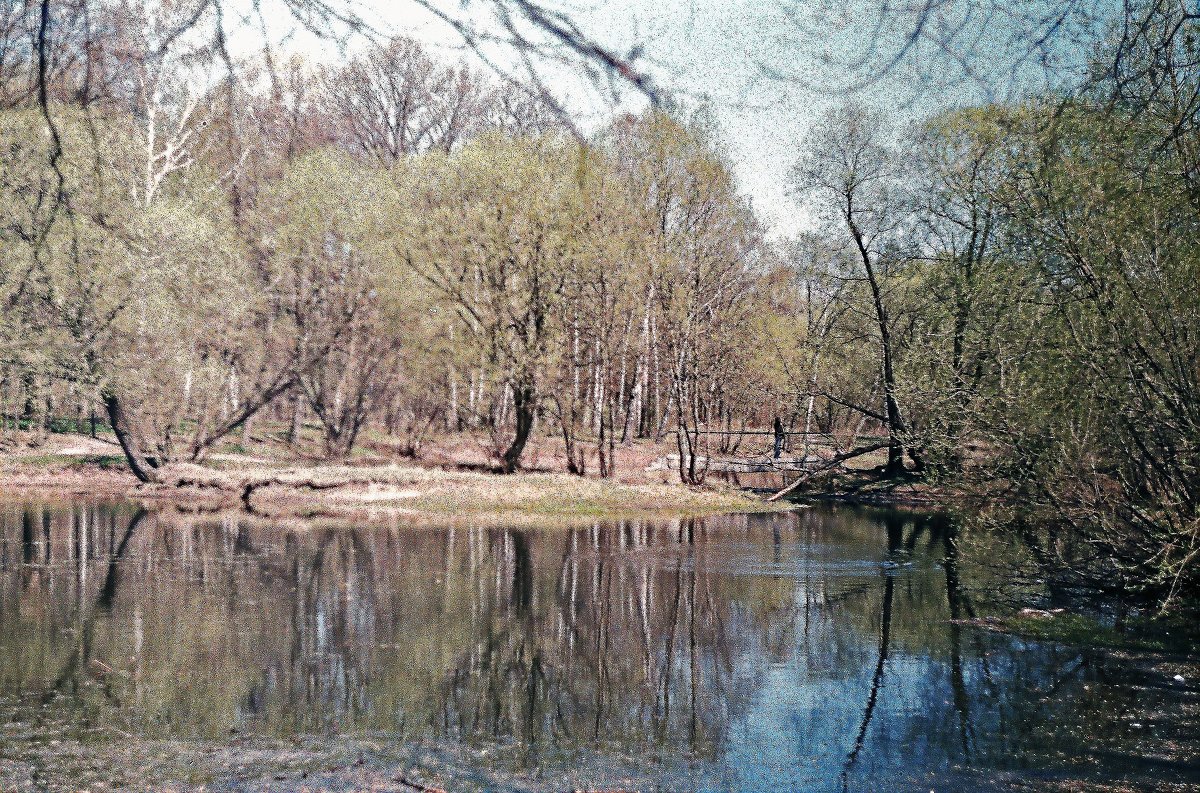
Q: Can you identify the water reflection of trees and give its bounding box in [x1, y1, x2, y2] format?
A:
[0, 501, 1131, 785]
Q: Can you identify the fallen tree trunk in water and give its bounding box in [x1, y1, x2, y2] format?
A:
[767, 441, 890, 502]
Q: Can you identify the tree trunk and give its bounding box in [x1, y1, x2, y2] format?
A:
[562, 422, 585, 475]
[103, 393, 159, 484]
[850, 220, 907, 475]
[501, 384, 536, 474]
[598, 394, 616, 479]
[287, 392, 303, 445]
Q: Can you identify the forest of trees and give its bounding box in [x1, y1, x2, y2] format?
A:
[0, 2, 1196, 606]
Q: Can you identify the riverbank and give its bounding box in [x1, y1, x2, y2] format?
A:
[0, 432, 785, 521]
[0, 428, 1021, 522]
[764, 466, 974, 510]
[11, 727, 1196, 793]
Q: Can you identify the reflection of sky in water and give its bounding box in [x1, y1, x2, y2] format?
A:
[0, 500, 1195, 791]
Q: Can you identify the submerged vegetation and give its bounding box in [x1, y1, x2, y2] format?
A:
[0, 1, 1197, 613]
[991, 611, 1200, 656]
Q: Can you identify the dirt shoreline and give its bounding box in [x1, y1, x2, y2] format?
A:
[0, 440, 998, 537]
[0, 456, 791, 522]
[0, 430, 976, 519]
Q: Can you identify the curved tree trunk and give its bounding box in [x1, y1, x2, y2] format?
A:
[501, 384, 536, 474]
[103, 393, 159, 483]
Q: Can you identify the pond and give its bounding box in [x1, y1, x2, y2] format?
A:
[0, 499, 1196, 791]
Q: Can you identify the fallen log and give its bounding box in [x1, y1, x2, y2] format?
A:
[766, 441, 890, 502]
[239, 474, 346, 509]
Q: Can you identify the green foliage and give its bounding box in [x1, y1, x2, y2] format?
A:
[0, 105, 139, 387]
[980, 94, 1200, 604]
[783, 11, 1200, 607]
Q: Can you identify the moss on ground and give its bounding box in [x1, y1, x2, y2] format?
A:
[12, 453, 128, 470]
[998, 612, 1200, 655]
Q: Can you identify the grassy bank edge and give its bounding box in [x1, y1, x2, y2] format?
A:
[954, 610, 1200, 657]
[0, 455, 793, 522]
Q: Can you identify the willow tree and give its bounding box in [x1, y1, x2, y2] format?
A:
[256, 150, 403, 460]
[902, 106, 1020, 474]
[0, 106, 139, 444]
[402, 134, 576, 473]
[981, 97, 1200, 601]
[549, 146, 645, 478]
[0, 104, 272, 480]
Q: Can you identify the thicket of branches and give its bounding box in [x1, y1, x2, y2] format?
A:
[783, 2, 1200, 606]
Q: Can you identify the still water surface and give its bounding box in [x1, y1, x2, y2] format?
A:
[0, 499, 1195, 790]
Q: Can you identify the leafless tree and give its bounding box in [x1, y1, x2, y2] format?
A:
[322, 36, 486, 161]
[793, 103, 916, 475]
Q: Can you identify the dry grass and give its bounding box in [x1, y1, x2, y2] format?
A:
[0, 430, 785, 520]
[179, 462, 781, 519]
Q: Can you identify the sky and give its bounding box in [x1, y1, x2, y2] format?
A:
[231, 0, 1091, 237]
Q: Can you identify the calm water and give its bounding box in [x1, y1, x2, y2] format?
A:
[0, 499, 1196, 791]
